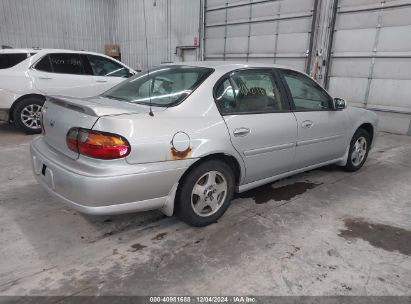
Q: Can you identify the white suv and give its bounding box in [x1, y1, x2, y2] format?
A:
[0, 48, 136, 133]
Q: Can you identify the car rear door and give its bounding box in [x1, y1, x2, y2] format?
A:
[216, 68, 297, 184]
[82, 54, 133, 95]
[29, 53, 96, 97]
[279, 69, 349, 170]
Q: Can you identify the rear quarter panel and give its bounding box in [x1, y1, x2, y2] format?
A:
[0, 71, 38, 102]
[0, 51, 45, 95]
[92, 74, 246, 181]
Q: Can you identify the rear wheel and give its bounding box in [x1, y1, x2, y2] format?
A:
[175, 160, 235, 227]
[344, 129, 371, 172]
[13, 97, 45, 134]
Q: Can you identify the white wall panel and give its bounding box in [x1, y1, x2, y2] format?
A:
[204, 0, 315, 71]
[328, 77, 368, 104]
[335, 11, 379, 30]
[330, 58, 371, 78]
[377, 25, 411, 52]
[327, 0, 411, 134]
[278, 18, 312, 34]
[276, 33, 310, 54]
[332, 28, 377, 53]
[251, 2, 280, 19]
[249, 36, 276, 54]
[225, 37, 248, 54]
[368, 79, 411, 111]
[382, 6, 411, 26]
[373, 58, 411, 79]
[274, 58, 306, 71]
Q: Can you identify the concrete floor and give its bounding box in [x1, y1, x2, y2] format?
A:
[0, 122, 410, 296]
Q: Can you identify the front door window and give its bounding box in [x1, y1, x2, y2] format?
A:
[282, 70, 332, 111]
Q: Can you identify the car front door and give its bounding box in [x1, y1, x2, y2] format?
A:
[29, 53, 96, 97]
[280, 69, 349, 170]
[82, 54, 133, 95]
[215, 69, 297, 184]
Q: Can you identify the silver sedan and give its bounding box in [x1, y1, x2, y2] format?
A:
[31, 62, 378, 226]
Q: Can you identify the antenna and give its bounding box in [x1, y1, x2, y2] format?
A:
[143, 0, 154, 117]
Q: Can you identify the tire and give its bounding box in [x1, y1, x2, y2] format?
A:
[13, 97, 45, 134]
[344, 128, 371, 172]
[175, 160, 235, 227]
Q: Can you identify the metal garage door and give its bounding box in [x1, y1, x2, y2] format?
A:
[327, 0, 411, 133]
[203, 0, 318, 72]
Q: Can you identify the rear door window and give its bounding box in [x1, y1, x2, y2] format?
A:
[34, 55, 52, 72]
[0, 53, 31, 69]
[85, 54, 129, 77]
[48, 53, 86, 75]
[215, 69, 285, 114]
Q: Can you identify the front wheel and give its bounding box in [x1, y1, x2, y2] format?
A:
[175, 160, 235, 227]
[344, 129, 371, 172]
[13, 97, 45, 134]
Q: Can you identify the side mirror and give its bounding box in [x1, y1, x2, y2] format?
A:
[334, 98, 346, 110]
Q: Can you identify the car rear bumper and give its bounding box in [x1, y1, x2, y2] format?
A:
[30, 136, 194, 215]
[0, 88, 20, 121]
[0, 109, 9, 122]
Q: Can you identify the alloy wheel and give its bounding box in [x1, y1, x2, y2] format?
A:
[20, 104, 42, 130]
[191, 170, 228, 217]
[351, 136, 367, 166]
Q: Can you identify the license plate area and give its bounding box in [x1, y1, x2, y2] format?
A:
[34, 158, 55, 191]
[41, 164, 47, 176]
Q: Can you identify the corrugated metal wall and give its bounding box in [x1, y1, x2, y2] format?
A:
[327, 0, 411, 134]
[114, 0, 201, 70]
[0, 0, 201, 69]
[0, 0, 115, 53]
[114, 0, 168, 70]
[203, 0, 317, 72]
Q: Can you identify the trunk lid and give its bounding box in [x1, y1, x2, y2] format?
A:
[42, 95, 164, 159]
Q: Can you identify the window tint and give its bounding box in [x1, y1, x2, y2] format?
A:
[48, 53, 85, 75]
[0, 53, 30, 69]
[35, 55, 52, 72]
[86, 55, 129, 77]
[282, 70, 332, 111]
[216, 70, 283, 114]
[102, 66, 213, 107]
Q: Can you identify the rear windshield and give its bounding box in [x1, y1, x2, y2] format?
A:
[102, 65, 213, 107]
[0, 53, 32, 69]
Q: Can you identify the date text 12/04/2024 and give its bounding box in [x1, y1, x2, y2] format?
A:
[149, 296, 257, 303]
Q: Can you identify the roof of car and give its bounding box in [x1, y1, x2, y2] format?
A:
[0, 48, 105, 56]
[0, 48, 41, 54]
[166, 60, 298, 71]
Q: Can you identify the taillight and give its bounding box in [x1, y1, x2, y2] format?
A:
[66, 128, 78, 152]
[66, 128, 130, 159]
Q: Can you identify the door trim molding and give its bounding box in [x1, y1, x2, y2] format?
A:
[244, 142, 295, 157]
[297, 134, 344, 147]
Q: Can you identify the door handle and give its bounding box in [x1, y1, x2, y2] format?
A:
[39, 76, 53, 80]
[233, 128, 250, 137]
[96, 79, 108, 83]
[302, 120, 314, 129]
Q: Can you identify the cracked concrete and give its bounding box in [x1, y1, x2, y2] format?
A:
[0, 122, 410, 296]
